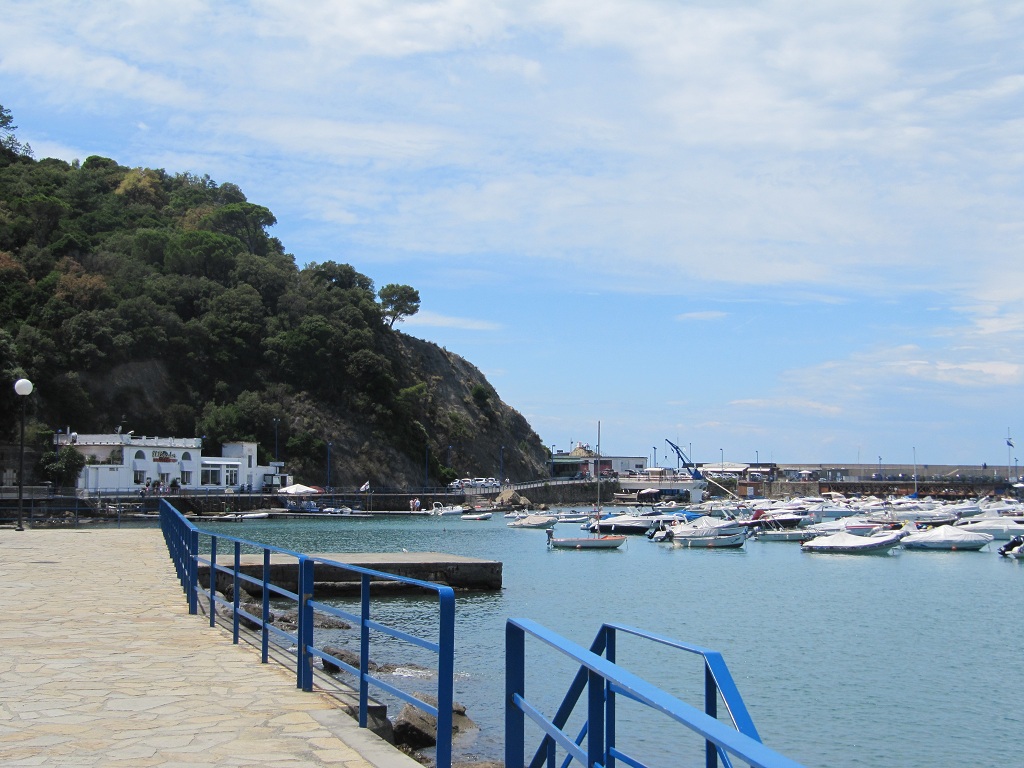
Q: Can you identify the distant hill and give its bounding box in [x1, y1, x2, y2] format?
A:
[0, 107, 548, 487]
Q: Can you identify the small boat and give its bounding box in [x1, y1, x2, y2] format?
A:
[546, 529, 626, 549]
[900, 524, 993, 551]
[432, 501, 466, 516]
[460, 511, 492, 521]
[507, 514, 558, 529]
[322, 507, 373, 517]
[801, 530, 902, 555]
[672, 531, 746, 548]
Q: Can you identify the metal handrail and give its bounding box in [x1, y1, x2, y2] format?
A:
[159, 500, 455, 768]
[506, 617, 804, 768]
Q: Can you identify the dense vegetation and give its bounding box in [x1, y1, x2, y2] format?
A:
[0, 105, 546, 487]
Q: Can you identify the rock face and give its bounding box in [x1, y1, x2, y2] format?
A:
[392, 694, 476, 749]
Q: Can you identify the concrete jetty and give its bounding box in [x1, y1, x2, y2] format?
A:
[201, 551, 502, 597]
[0, 527, 423, 768]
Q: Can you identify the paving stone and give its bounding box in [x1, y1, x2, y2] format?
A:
[0, 528, 423, 768]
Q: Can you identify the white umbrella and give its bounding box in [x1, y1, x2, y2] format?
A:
[277, 483, 320, 495]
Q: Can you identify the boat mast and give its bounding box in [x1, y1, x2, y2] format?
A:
[596, 420, 601, 513]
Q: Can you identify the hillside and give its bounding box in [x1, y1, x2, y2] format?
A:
[0, 107, 548, 487]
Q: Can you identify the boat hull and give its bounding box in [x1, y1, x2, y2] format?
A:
[672, 532, 746, 548]
[548, 535, 626, 549]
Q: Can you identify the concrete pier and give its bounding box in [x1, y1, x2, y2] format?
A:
[0, 528, 423, 768]
[202, 551, 503, 596]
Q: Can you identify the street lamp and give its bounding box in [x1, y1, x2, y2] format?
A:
[755, 450, 759, 467]
[499, 445, 504, 485]
[326, 441, 333, 490]
[653, 446, 657, 468]
[14, 378, 33, 532]
[273, 417, 280, 461]
[720, 448, 724, 474]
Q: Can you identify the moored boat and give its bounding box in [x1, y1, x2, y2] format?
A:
[900, 524, 993, 551]
[508, 514, 557, 529]
[432, 501, 466, 516]
[671, 531, 746, 548]
[801, 530, 902, 555]
[546, 528, 626, 549]
[461, 511, 493, 521]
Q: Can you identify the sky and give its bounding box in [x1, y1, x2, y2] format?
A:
[3, 1, 1024, 470]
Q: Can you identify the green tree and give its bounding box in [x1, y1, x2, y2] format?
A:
[0, 104, 32, 157]
[38, 445, 87, 488]
[378, 283, 420, 328]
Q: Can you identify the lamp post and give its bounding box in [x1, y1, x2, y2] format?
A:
[14, 378, 33, 532]
[653, 446, 657, 468]
[720, 448, 724, 475]
[550, 444, 555, 477]
[755, 450, 759, 467]
[499, 445, 504, 485]
[326, 441, 333, 490]
[273, 417, 280, 461]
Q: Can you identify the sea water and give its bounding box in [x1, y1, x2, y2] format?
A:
[222, 511, 1023, 767]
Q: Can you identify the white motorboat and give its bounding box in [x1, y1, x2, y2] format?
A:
[900, 524, 993, 551]
[801, 530, 902, 555]
[507, 514, 558, 529]
[953, 517, 1024, 540]
[667, 515, 744, 539]
[432, 502, 466, 516]
[460, 511, 492, 521]
[546, 529, 626, 549]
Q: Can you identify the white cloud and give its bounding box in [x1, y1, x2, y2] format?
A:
[404, 310, 502, 331]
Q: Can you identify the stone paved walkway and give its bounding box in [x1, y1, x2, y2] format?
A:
[0, 527, 423, 767]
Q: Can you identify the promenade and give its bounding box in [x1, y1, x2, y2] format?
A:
[0, 527, 423, 768]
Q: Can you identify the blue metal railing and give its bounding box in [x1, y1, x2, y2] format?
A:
[506, 619, 804, 768]
[160, 500, 455, 768]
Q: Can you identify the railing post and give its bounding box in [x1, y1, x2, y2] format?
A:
[587, 668, 605, 768]
[298, 557, 315, 691]
[208, 536, 218, 627]
[605, 626, 616, 768]
[359, 573, 371, 727]
[705, 662, 718, 768]
[232, 541, 241, 644]
[435, 588, 455, 768]
[188, 528, 199, 615]
[506, 622, 525, 768]
[261, 548, 271, 663]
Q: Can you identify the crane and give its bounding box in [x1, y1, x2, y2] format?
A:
[665, 439, 701, 479]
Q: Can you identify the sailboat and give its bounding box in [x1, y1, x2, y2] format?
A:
[546, 421, 627, 550]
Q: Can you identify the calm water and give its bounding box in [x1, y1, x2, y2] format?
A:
[219, 511, 1023, 767]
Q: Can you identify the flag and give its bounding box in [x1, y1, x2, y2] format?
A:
[359, 481, 370, 492]
[1008, 438, 1015, 448]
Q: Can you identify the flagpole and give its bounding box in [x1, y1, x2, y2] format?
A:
[1008, 429, 1013, 485]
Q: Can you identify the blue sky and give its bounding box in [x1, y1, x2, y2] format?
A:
[3, 1, 1024, 469]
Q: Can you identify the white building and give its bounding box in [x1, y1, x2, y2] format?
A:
[55, 432, 290, 495]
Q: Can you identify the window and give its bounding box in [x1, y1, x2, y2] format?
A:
[135, 450, 146, 460]
[180, 470, 192, 485]
[226, 468, 238, 486]
[181, 452, 192, 462]
[133, 470, 145, 484]
[201, 468, 221, 485]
